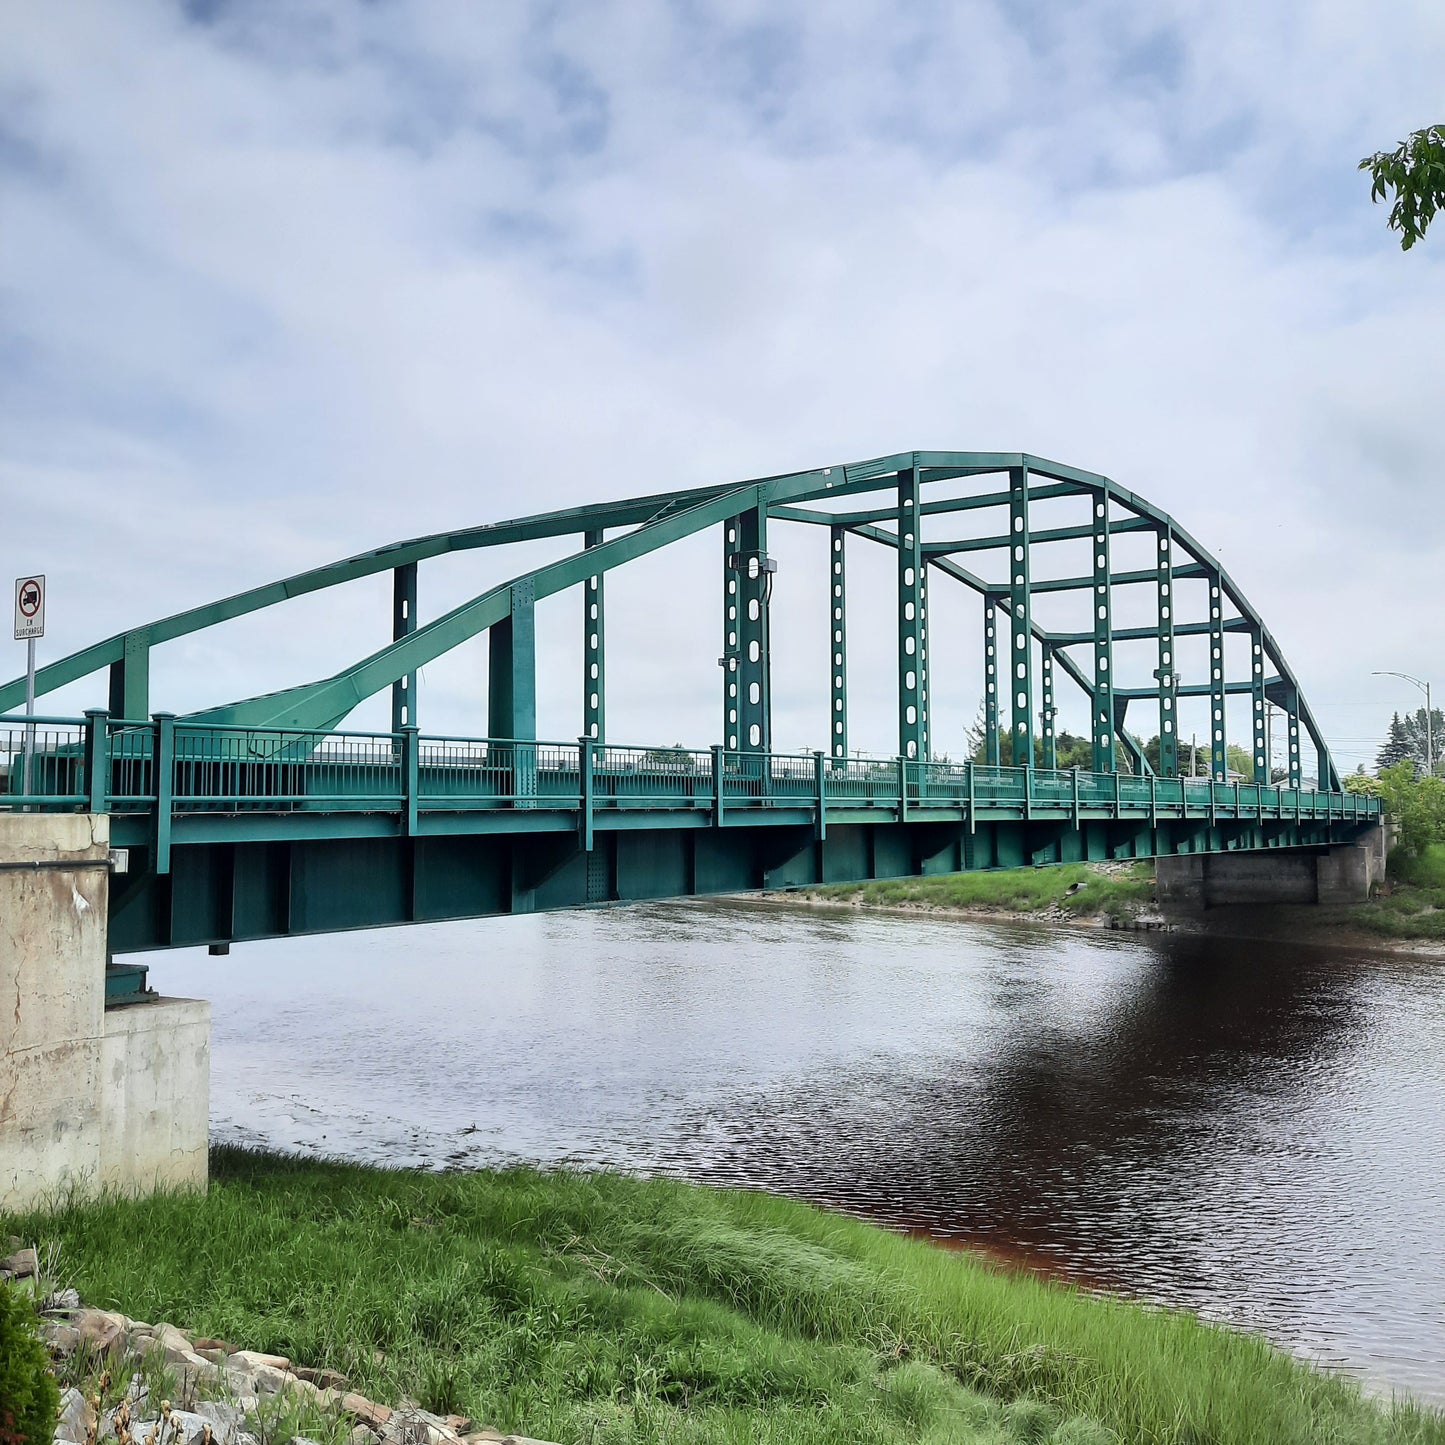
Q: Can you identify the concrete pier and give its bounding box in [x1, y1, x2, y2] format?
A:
[1156, 825, 1389, 911]
[0, 813, 209, 1212]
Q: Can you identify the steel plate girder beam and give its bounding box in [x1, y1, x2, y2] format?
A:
[897, 468, 925, 760]
[583, 530, 605, 742]
[829, 527, 847, 762]
[108, 631, 150, 722]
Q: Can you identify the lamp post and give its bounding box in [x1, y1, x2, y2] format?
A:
[1373, 670, 1434, 776]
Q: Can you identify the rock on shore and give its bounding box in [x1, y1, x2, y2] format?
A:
[39, 1303, 555, 1445]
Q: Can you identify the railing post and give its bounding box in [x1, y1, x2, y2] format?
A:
[967, 758, 976, 835]
[1150, 772, 1157, 828]
[580, 737, 595, 851]
[814, 750, 826, 842]
[711, 744, 725, 829]
[152, 712, 175, 875]
[1071, 767, 1080, 830]
[898, 755, 909, 823]
[84, 709, 110, 814]
[402, 725, 419, 838]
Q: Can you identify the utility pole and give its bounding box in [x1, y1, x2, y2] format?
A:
[1373, 671, 1434, 776]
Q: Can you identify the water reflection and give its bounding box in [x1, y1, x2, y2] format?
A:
[148, 902, 1445, 1402]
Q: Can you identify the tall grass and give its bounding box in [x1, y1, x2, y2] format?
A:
[9, 1150, 1440, 1445]
[810, 862, 1156, 922]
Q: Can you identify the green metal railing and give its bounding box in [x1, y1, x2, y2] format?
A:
[1, 713, 1382, 853]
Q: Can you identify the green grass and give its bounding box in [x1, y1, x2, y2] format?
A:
[1350, 844, 1445, 941]
[9, 1149, 1441, 1445]
[807, 862, 1156, 924]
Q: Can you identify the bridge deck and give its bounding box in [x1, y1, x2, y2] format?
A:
[4, 714, 1380, 849]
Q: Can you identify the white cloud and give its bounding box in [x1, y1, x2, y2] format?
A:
[1, 0, 1441, 768]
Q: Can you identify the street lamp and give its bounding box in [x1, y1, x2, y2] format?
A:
[1373, 670, 1434, 776]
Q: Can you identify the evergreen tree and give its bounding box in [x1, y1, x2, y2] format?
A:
[1376, 712, 1413, 773]
[1401, 706, 1443, 774]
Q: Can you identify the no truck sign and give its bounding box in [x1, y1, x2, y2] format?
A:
[14, 575, 45, 640]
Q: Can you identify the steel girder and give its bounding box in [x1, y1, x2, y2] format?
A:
[1, 451, 1341, 788]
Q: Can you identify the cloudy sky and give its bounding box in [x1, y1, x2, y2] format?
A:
[2, 0, 1442, 773]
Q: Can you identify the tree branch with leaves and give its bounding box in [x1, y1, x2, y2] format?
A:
[1360, 125, 1445, 249]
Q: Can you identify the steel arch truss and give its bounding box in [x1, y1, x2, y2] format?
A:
[1, 451, 1340, 789]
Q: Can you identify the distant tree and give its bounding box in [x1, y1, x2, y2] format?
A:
[1376, 712, 1413, 773]
[1376, 762, 1445, 863]
[1360, 125, 1445, 250]
[1227, 743, 1255, 780]
[1401, 706, 1443, 775]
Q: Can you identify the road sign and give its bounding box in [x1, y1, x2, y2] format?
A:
[15, 575, 45, 640]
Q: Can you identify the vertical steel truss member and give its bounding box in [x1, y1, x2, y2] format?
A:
[583, 529, 605, 742]
[489, 577, 538, 806]
[1040, 647, 1056, 769]
[896, 466, 925, 760]
[1008, 466, 1033, 764]
[1090, 488, 1115, 772]
[1208, 571, 1227, 780]
[1251, 625, 1268, 783]
[724, 506, 771, 752]
[109, 631, 150, 721]
[983, 595, 1001, 766]
[1284, 683, 1303, 787]
[391, 562, 417, 732]
[829, 526, 847, 762]
[1155, 527, 1177, 777]
[919, 564, 931, 759]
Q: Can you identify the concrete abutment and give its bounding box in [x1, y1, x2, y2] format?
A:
[1156, 824, 1389, 911]
[0, 812, 209, 1212]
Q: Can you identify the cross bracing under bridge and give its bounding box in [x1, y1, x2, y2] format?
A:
[1, 450, 1342, 791]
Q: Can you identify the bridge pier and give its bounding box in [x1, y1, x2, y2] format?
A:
[0, 813, 209, 1212]
[1155, 824, 1389, 911]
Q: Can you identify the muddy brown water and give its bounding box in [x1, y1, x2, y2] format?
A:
[149, 901, 1445, 1403]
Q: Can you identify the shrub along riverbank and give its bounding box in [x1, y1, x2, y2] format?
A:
[7, 1148, 1442, 1445]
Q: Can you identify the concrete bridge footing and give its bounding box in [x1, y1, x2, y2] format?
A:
[0, 813, 209, 1213]
[1156, 825, 1389, 911]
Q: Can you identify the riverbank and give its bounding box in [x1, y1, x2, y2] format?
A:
[783, 849, 1445, 956]
[5, 1149, 1442, 1445]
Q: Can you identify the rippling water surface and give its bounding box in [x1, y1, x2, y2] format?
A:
[148, 902, 1445, 1402]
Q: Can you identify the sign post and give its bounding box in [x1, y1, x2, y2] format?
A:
[14, 576, 45, 801]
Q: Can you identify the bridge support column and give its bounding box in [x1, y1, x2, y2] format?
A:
[0, 813, 209, 1212]
[1156, 825, 1388, 910]
[1208, 572, 1227, 780]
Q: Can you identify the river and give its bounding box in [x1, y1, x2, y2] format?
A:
[146, 901, 1445, 1404]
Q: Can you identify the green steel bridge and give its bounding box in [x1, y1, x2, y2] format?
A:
[1, 450, 1379, 994]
